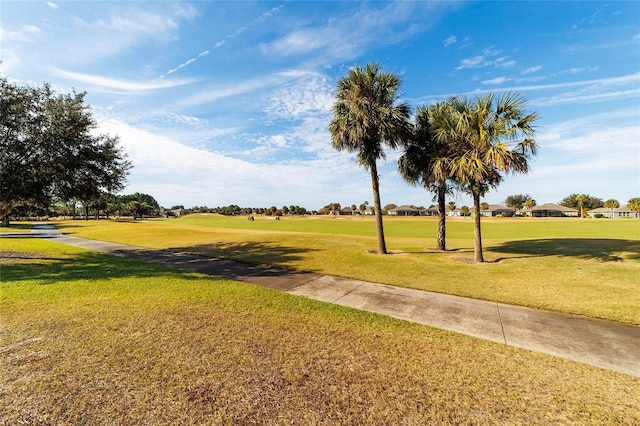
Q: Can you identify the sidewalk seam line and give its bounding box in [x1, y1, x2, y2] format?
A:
[286, 276, 325, 292]
[331, 282, 365, 304]
[497, 303, 508, 344]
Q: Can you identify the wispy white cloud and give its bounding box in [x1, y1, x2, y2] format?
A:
[523, 66, 542, 75]
[265, 75, 333, 120]
[520, 73, 640, 105]
[179, 68, 322, 108]
[415, 72, 640, 108]
[178, 76, 273, 107]
[46, 2, 58, 9]
[482, 76, 510, 85]
[444, 36, 457, 47]
[563, 36, 640, 53]
[97, 118, 363, 208]
[456, 47, 516, 70]
[51, 69, 194, 91]
[263, 1, 452, 62]
[565, 66, 599, 75]
[97, 13, 178, 34]
[533, 88, 640, 106]
[495, 57, 516, 67]
[0, 25, 41, 42]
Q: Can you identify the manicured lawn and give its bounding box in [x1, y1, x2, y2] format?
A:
[1, 238, 638, 424]
[52, 215, 640, 325]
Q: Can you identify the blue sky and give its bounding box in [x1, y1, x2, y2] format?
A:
[2, 1, 639, 210]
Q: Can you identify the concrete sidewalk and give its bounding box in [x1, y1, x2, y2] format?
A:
[21, 224, 640, 377]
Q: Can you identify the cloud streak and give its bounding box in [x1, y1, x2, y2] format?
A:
[163, 5, 283, 77]
[52, 69, 194, 91]
[455, 47, 516, 70]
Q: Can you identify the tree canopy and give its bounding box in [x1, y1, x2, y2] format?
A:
[430, 91, 539, 262]
[627, 197, 640, 214]
[398, 104, 453, 250]
[505, 194, 532, 212]
[559, 194, 603, 211]
[0, 77, 131, 225]
[329, 62, 411, 254]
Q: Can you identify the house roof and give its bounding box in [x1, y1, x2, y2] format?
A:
[389, 205, 417, 212]
[589, 204, 632, 213]
[482, 204, 514, 211]
[532, 203, 578, 212]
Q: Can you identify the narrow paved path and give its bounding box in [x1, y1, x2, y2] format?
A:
[17, 224, 640, 377]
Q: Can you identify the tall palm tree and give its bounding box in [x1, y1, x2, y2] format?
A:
[432, 92, 539, 262]
[576, 194, 587, 218]
[523, 198, 536, 217]
[604, 199, 619, 219]
[398, 104, 453, 251]
[329, 62, 411, 254]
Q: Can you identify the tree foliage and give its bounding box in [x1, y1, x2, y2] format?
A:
[430, 91, 539, 262]
[397, 104, 454, 250]
[504, 194, 532, 212]
[118, 193, 161, 219]
[627, 197, 640, 214]
[383, 204, 397, 212]
[0, 77, 131, 225]
[329, 62, 411, 254]
[559, 194, 603, 211]
[603, 198, 620, 217]
[523, 198, 537, 216]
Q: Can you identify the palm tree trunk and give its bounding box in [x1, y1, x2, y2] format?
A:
[473, 190, 484, 262]
[436, 182, 446, 251]
[370, 163, 387, 254]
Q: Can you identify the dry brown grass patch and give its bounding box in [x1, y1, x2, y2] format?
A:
[2, 240, 639, 424]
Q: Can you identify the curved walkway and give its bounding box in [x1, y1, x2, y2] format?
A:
[18, 223, 640, 377]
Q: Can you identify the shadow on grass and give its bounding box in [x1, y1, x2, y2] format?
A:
[168, 241, 317, 270]
[1, 250, 200, 285]
[492, 238, 640, 262]
[0, 223, 33, 231]
[53, 219, 143, 232]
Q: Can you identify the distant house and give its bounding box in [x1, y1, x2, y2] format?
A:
[340, 206, 354, 215]
[446, 208, 464, 217]
[388, 205, 418, 216]
[361, 206, 375, 215]
[162, 208, 183, 217]
[587, 204, 640, 219]
[531, 203, 579, 217]
[480, 204, 515, 217]
[421, 206, 439, 216]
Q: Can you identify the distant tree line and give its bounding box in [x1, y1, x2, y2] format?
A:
[7, 192, 161, 221]
[179, 205, 312, 217]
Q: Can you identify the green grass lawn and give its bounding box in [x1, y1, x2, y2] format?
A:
[49, 215, 640, 325]
[1, 238, 638, 424]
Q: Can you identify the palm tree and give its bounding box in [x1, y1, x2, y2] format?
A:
[576, 194, 587, 218]
[523, 198, 536, 217]
[432, 92, 539, 262]
[329, 62, 411, 254]
[628, 197, 640, 218]
[398, 104, 453, 250]
[604, 199, 619, 219]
